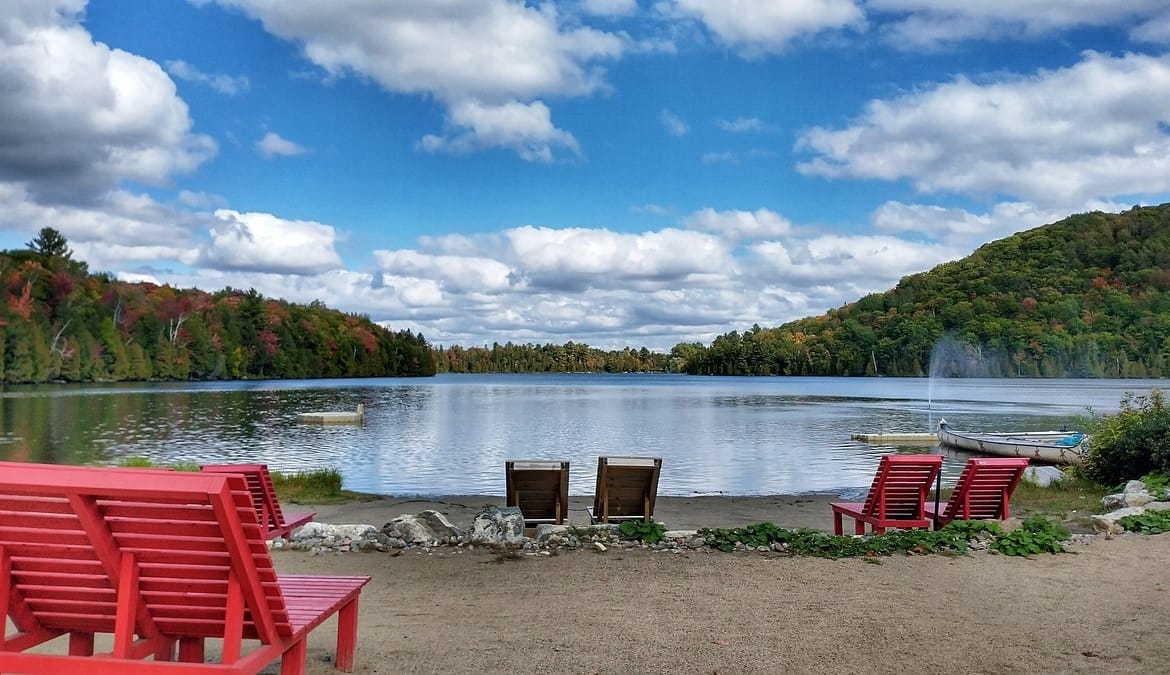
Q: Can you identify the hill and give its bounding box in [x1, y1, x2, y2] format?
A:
[675, 204, 1170, 377]
[0, 229, 435, 383]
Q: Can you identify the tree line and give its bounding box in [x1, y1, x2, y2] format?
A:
[433, 341, 672, 374]
[0, 229, 436, 383]
[676, 204, 1170, 377]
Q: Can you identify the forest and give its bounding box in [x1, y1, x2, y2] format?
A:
[0, 229, 435, 383]
[433, 341, 671, 374]
[676, 204, 1170, 377]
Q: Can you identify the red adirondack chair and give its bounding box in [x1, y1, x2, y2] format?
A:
[201, 463, 316, 540]
[0, 461, 368, 674]
[925, 457, 1030, 528]
[830, 454, 944, 535]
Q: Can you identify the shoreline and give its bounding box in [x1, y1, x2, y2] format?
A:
[309, 493, 843, 532]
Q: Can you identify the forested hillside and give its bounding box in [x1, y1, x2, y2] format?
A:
[677, 204, 1170, 377]
[0, 229, 435, 383]
[434, 341, 671, 374]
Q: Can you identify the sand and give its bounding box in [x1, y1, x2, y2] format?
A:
[271, 496, 1170, 674]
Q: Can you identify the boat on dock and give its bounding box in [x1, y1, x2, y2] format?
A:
[936, 418, 1086, 464]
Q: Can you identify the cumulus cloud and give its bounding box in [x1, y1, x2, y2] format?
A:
[660, 109, 689, 136]
[0, 4, 216, 204]
[0, 184, 205, 269]
[868, 1, 1170, 48]
[165, 59, 249, 95]
[198, 209, 343, 274]
[668, 0, 865, 56]
[871, 198, 1129, 246]
[796, 51, 1170, 206]
[204, 0, 625, 160]
[255, 132, 309, 158]
[417, 100, 579, 162]
[684, 207, 792, 242]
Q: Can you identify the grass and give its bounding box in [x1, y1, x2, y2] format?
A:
[929, 473, 1111, 532]
[114, 457, 369, 504]
[268, 467, 372, 504]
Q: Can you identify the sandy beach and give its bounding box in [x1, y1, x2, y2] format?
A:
[270, 496, 1170, 674]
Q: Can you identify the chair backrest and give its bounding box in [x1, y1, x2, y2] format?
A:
[859, 454, 943, 519]
[0, 462, 290, 647]
[592, 456, 662, 522]
[505, 460, 570, 524]
[940, 457, 1029, 522]
[201, 463, 289, 533]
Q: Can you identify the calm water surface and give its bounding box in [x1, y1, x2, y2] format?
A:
[0, 374, 1160, 497]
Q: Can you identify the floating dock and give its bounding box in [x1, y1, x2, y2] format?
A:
[851, 432, 938, 443]
[298, 404, 365, 424]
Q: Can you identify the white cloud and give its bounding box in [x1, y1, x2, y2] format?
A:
[660, 109, 689, 136]
[684, 207, 792, 242]
[0, 5, 216, 203]
[417, 100, 579, 162]
[668, 0, 865, 56]
[871, 198, 1129, 246]
[796, 51, 1170, 206]
[581, 0, 639, 17]
[256, 132, 309, 158]
[716, 117, 770, 133]
[199, 209, 342, 274]
[165, 59, 249, 95]
[868, 1, 1170, 48]
[206, 0, 625, 160]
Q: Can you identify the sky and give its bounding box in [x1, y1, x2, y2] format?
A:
[2, 2, 1170, 351]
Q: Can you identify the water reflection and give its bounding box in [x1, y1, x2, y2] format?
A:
[0, 375, 1159, 496]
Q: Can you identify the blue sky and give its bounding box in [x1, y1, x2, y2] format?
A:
[3, 1, 1170, 351]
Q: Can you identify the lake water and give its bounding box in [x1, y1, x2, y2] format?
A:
[0, 374, 1161, 497]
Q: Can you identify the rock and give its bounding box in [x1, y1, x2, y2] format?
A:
[593, 542, 607, 552]
[1102, 490, 1157, 510]
[382, 512, 464, 546]
[293, 522, 376, 542]
[466, 506, 526, 546]
[1090, 507, 1148, 535]
[1023, 466, 1066, 487]
[1146, 501, 1170, 512]
[419, 510, 462, 542]
[1124, 480, 1148, 494]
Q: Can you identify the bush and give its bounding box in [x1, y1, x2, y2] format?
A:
[1081, 389, 1170, 485]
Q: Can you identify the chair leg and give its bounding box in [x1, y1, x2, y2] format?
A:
[335, 597, 361, 672]
[68, 632, 95, 656]
[178, 637, 205, 663]
[855, 521, 866, 535]
[832, 511, 843, 535]
[281, 638, 307, 675]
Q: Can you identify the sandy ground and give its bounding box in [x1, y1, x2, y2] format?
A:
[270, 497, 1170, 675]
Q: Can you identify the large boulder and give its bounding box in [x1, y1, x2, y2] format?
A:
[382, 510, 463, 546]
[1102, 480, 1158, 510]
[467, 506, 526, 546]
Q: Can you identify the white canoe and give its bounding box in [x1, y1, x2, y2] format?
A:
[936, 419, 1086, 465]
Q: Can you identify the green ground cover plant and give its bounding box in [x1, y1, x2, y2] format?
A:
[698, 517, 1068, 558]
[618, 519, 666, 544]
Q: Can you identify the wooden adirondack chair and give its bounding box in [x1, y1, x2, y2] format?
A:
[586, 456, 662, 524]
[201, 463, 316, 540]
[925, 457, 1030, 528]
[505, 460, 570, 527]
[0, 461, 368, 674]
[830, 454, 944, 535]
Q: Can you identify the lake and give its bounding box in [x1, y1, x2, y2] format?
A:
[0, 374, 1161, 497]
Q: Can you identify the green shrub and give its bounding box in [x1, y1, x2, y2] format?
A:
[1117, 510, 1170, 534]
[618, 519, 666, 544]
[1081, 389, 1170, 485]
[989, 516, 1069, 556]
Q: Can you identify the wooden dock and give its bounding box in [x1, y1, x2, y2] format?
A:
[298, 403, 365, 424]
[851, 432, 938, 444]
